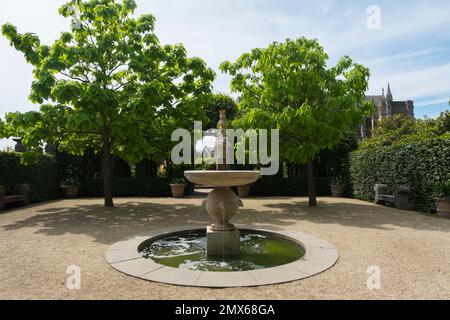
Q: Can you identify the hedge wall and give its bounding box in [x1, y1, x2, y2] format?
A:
[0, 152, 60, 203]
[250, 176, 331, 197]
[79, 177, 195, 197]
[349, 137, 450, 212]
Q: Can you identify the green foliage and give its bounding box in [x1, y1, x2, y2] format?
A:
[78, 177, 194, 197]
[349, 137, 450, 212]
[60, 164, 80, 186]
[221, 37, 373, 165]
[163, 162, 192, 179]
[0, 152, 60, 202]
[330, 175, 344, 186]
[1, 0, 215, 206]
[171, 177, 187, 185]
[360, 112, 450, 149]
[202, 93, 238, 129]
[434, 110, 450, 135]
[135, 160, 158, 178]
[200, 157, 216, 171]
[435, 180, 450, 199]
[0, 118, 7, 138]
[250, 176, 331, 197]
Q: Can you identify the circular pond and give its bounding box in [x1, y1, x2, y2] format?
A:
[105, 226, 339, 288]
[139, 230, 305, 272]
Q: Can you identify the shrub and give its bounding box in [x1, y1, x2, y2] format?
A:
[203, 93, 238, 129]
[349, 137, 450, 212]
[434, 180, 450, 199]
[0, 152, 60, 203]
[78, 177, 195, 197]
[250, 176, 331, 197]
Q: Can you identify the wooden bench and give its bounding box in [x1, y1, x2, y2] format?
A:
[0, 184, 30, 211]
[374, 184, 410, 210]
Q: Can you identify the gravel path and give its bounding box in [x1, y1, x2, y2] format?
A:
[0, 196, 449, 300]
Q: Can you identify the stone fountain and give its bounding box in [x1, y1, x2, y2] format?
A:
[184, 111, 261, 256]
[106, 112, 339, 287]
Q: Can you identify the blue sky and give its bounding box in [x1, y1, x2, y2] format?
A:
[1, 0, 450, 149]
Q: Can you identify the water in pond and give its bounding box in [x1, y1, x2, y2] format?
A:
[139, 231, 305, 272]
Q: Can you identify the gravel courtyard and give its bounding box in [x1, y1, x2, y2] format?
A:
[0, 196, 449, 300]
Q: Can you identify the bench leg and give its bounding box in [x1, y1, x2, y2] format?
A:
[0, 202, 4, 211]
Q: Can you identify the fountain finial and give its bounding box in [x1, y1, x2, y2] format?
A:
[218, 109, 227, 133]
[216, 110, 230, 171]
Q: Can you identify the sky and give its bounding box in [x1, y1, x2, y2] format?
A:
[1, 0, 450, 149]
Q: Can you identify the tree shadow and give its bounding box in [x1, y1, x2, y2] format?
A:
[1, 201, 210, 245]
[1, 198, 448, 246]
[237, 199, 450, 233]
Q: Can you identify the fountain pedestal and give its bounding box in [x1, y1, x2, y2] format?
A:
[203, 186, 243, 256]
[186, 171, 261, 256]
[205, 187, 243, 231]
[207, 226, 240, 256]
[185, 110, 261, 257]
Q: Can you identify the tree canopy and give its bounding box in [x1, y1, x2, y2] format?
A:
[360, 111, 450, 150]
[1, 0, 215, 206]
[220, 37, 373, 205]
[202, 93, 238, 129]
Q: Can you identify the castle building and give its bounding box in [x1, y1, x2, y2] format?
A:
[359, 83, 415, 139]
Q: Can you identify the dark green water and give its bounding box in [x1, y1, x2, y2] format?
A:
[139, 231, 305, 272]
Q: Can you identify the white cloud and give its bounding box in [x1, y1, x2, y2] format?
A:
[1, 0, 450, 149]
[369, 63, 450, 100]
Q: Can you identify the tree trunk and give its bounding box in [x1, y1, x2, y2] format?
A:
[307, 158, 317, 207]
[102, 125, 114, 208]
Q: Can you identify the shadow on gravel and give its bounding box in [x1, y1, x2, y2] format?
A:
[1, 197, 448, 245]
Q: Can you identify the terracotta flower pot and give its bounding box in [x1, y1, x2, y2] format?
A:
[330, 185, 344, 197]
[237, 185, 251, 198]
[435, 198, 450, 219]
[62, 186, 79, 199]
[170, 184, 186, 198]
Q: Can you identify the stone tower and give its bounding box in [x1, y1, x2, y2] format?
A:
[360, 82, 415, 139]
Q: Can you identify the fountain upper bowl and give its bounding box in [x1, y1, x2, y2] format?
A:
[184, 171, 261, 187]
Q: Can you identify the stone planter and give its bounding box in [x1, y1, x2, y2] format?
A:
[435, 198, 450, 219]
[170, 184, 186, 198]
[330, 185, 344, 197]
[237, 185, 251, 198]
[62, 186, 79, 199]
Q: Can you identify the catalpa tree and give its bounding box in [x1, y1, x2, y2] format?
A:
[1, 0, 215, 207]
[221, 38, 373, 206]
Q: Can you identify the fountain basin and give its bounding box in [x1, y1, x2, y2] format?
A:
[139, 229, 305, 272]
[184, 170, 261, 187]
[105, 226, 339, 288]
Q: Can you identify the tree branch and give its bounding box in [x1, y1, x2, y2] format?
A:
[59, 71, 90, 83]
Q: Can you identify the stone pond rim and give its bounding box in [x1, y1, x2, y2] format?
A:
[105, 226, 339, 288]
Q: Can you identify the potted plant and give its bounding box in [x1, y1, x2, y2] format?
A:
[330, 176, 345, 198]
[434, 180, 450, 218]
[170, 178, 187, 198]
[61, 177, 80, 199]
[202, 157, 216, 171]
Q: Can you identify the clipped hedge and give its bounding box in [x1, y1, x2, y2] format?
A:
[0, 152, 60, 203]
[250, 176, 331, 197]
[79, 177, 195, 197]
[349, 137, 450, 212]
